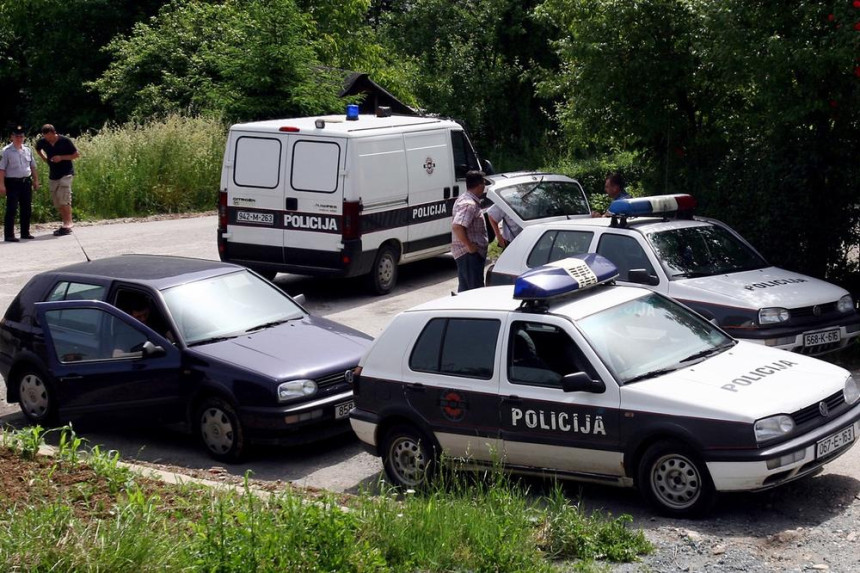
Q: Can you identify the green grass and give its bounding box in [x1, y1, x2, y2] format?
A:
[1, 114, 226, 225]
[0, 426, 652, 572]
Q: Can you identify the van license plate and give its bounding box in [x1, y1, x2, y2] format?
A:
[335, 401, 354, 420]
[803, 329, 840, 347]
[237, 211, 274, 225]
[816, 426, 855, 459]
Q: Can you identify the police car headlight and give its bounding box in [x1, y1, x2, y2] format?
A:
[837, 295, 854, 314]
[754, 414, 795, 444]
[278, 379, 317, 402]
[845, 375, 860, 405]
[758, 307, 790, 325]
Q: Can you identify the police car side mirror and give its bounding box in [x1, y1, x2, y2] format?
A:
[628, 269, 659, 286]
[561, 372, 605, 394]
[292, 293, 307, 306]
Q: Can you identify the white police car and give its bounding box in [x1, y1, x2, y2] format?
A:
[487, 195, 860, 356]
[483, 171, 591, 233]
[350, 255, 860, 516]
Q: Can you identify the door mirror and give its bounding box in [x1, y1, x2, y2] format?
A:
[292, 293, 307, 306]
[141, 340, 166, 358]
[482, 159, 495, 175]
[628, 268, 659, 286]
[561, 371, 605, 393]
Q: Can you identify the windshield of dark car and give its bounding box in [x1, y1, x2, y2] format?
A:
[161, 270, 304, 344]
[577, 292, 734, 384]
[647, 224, 768, 278]
[496, 181, 590, 221]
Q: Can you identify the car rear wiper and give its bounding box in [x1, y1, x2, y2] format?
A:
[520, 176, 544, 200]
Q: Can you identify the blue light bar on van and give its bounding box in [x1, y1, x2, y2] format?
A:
[513, 254, 618, 300]
[608, 194, 697, 216]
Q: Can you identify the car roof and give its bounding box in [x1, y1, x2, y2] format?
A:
[519, 215, 716, 234]
[230, 114, 456, 137]
[47, 255, 243, 290]
[408, 283, 648, 321]
[486, 171, 579, 187]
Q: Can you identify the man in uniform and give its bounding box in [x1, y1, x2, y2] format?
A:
[36, 124, 79, 236]
[451, 170, 490, 292]
[0, 125, 40, 242]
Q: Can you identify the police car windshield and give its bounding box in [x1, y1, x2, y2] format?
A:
[648, 225, 768, 279]
[161, 270, 304, 345]
[577, 292, 733, 385]
[496, 181, 590, 221]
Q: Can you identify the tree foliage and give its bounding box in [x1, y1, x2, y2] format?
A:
[0, 0, 165, 133]
[537, 0, 860, 281]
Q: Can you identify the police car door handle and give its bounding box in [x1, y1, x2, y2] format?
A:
[444, 187, 450, 199]
[503, 395, 522, 403]
[407, 382, 426, 392]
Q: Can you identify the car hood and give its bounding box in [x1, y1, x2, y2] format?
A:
[622, 341, 850, 422]
[188, 316, 372, 380]
[669, 267, 849, 309]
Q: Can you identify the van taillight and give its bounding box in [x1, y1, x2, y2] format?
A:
[342, 201, 362, 240]
[218, 191, 228, 230]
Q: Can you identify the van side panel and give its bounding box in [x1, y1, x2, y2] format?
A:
[352, 136, 409, 255]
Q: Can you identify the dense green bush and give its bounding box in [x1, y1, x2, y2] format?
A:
[0, 115, 224, 224]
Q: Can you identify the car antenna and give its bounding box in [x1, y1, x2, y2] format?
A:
[71, 230, 91, 262]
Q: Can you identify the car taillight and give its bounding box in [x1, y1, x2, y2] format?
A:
[342, 200, 362, 240]
[218, 191, 228, 230]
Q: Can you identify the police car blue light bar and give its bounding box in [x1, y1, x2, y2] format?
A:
[608, 194, 697, 217]
[514, 254, 618, 300]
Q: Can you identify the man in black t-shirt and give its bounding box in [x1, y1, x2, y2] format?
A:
[35, 124, 79, 236]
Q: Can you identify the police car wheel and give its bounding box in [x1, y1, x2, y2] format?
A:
[382, 424, 436, 488]
[638, 440, 715, 517]
[17, 366, 59, 426]
[197, 397, 247, 463]
[369, 246, 398, 295]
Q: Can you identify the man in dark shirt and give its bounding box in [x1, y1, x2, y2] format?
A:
[35, 124, 79, 236]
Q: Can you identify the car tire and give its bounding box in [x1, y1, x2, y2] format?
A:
[254, 269, 278, 281]
[369, 245, 398, 295]
[16, 366, 58, 426]
[197, 397, 247, 463]
[382, 424, 437, 488]
[638, 440, 716, 517]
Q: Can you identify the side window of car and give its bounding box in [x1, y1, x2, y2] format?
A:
[508, 321, 596, 388]
[527, 231, 593, 268]
[596, 234, 655, 282]
[43, 308, 146, 363]
[47, 281, 106, 302]
[410, 317, 501, 379]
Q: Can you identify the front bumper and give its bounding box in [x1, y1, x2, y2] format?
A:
[727, 320, 860, 356]
[705, 403, 860, 492]
[239, 389, 356, 446]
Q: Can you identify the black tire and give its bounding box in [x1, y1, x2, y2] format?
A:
[382, 424, 437, 488]
[16, 366, 58, 426]
[368, 245, 398, 295]
[196, 397, 247, 463]
[638, 440, 716, 517]
[254, 269, 278, 281]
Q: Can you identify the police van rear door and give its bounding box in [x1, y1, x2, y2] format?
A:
[226, 130, 290, 266]
[282, 134, 346, 266]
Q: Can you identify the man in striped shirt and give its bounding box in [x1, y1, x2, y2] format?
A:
[451, 170, 490, 292]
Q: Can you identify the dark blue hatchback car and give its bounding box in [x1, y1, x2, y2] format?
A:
[0, 255, 372, 462]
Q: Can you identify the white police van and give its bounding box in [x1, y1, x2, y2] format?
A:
[488, 195, 860, 356]
[217, 108, 486, 293]
[350, 254, 860, 516]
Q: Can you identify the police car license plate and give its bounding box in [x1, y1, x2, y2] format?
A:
[816, 425, 855, 459]
[803, 329, 840, 347]
[334, 400, 354, 420]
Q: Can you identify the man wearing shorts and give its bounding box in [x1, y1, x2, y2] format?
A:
[36, 124, 79, 236]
